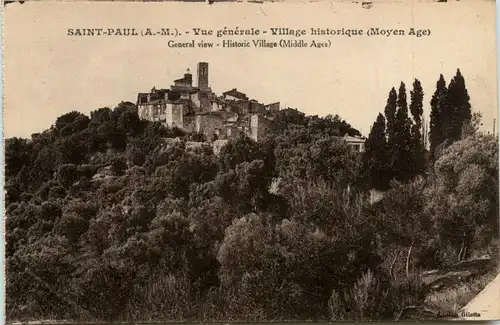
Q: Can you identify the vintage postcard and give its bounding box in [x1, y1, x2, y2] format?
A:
[2, 0, 499, 323]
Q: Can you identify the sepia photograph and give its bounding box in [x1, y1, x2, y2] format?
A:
[2, 1, 499, 323]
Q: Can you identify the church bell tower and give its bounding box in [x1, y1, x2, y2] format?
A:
[197, 62, 209, 89]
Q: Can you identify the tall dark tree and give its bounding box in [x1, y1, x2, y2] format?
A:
[393, 82, 413, 182]
[384, 88, 398, 181]
[362, 113, 390, 190]
[429, 74, 448, 156]
[447, 69, 472, 141]
[384, 88, 398, 145]
[409, 79, 425, 175]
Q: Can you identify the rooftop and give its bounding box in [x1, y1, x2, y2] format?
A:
[223, 88, 248, 100]
[344, 135, 366, 143]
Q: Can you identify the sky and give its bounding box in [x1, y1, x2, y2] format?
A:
[3, 0, 498, 138]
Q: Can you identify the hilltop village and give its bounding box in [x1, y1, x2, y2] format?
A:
[137, 62, 279, 143]
[136, 62, 366, 152]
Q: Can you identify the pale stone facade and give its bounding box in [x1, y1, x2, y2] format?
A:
[344, 135, 366, 153]
[137, 62, 280, 143]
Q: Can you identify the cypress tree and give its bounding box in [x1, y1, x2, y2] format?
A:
[384, 87, 398, 144]
[393, 82, 413, 182]
[429, 74, 448, 155]
[384, 87, 398, 179]
[362, 113, 390, 190]
[409, 79, 425, 175]
[447, 69, 472, 140]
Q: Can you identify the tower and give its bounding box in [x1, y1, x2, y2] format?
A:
[197, 62, 209, 89]
[184, 68, 192, 86]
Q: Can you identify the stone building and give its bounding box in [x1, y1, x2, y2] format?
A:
[195, 111, 235, 140]
[165, 101, 184, 128]
[137, 62, 280, 142]
[137, 62, 213, 129]
[343, 135, 366, 153]
[137, 89, 185, 128]
[250, 114, 273, 142]
[223, 88, 248, 101]
[173, 70, 193, 89]
[250, 100, 266, 114]
[264, 102, 280, 113]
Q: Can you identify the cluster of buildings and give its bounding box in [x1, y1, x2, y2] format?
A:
[137, 62, 279, 143]
[136, 62, 366, 152]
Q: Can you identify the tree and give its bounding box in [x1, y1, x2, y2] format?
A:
[115, 103, 142, 137]
[89, 107, 114, 127]
[7, 235, 76, 318]
[54, 111, 90, 137]
[275, 132, 358, 189]
[54, 212, 89, 248]
[197, 160, 273, 214]
[57, 132, 90, 165]
[73, 260, 134, 320]
[270, 108, 307, 134]
[392, 82, 413, 182]
[110, 156, 128, 176]
[384, 88, 398, 147]
[425, 134, 499, 262]
[461, 112, 483, 139]
[447, 69, 472, 141]
[362, 114, 390, 190]
[216, 210, 380, 320]
[56, 164, 79, 188]
[154, 151, 218, 200]
[218, 134, 263, 172]
[429, 75, 448, 156]
[5, 137, 31, 178]
[306, 114, 361, 137]
[409, 79, 425, 176]
[379, 178, 432, 276]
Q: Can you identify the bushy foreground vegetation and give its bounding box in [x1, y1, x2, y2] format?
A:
[5, 72, 499, 322]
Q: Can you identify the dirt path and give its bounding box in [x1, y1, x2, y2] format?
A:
[460, 272, 500, 320]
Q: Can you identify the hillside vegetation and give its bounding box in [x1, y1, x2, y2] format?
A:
[5, 74, 499, 321]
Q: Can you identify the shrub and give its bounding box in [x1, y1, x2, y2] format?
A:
[125, 273, 195, 321]
[328, 271, 425, 321]
[56, 164, 79, 188]
[77, 164, 97, 179]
